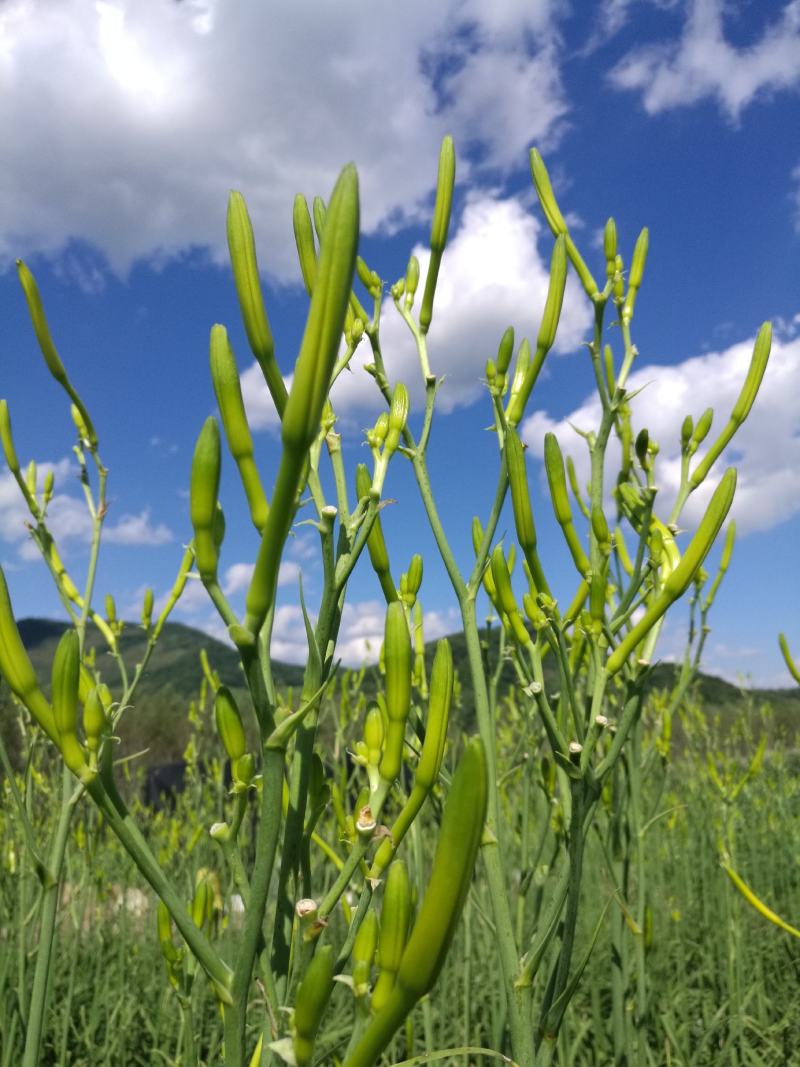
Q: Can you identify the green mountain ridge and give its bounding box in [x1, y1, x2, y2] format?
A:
[2, 618, 798, 771]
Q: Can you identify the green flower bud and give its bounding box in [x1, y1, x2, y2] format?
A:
[419, 135, 455, 334]
[497, 326, 515, 377]
[141, 588, 154, 629]
[384, 382, 409, 456]
[379, 601, 412, 783]
[544, 433, 590, 578]
[401, 554, 423, 607]
[690, 324, 770, 489]
[506, 427, 537, 556]
[372, 861, 412, 1013]
[622, 227, 649, 321]
[604, 218, 617, 274]
[0, 569, 58, 744]
[352, 910, 379, 1000]
[226, 191, 287, 417]
[209, 324, 268, 532]
[52, 629, 89, 777]
[0, 400, 20, 474]
[293, 194, 318, 296]
[214, 686, 247, 762]
[189, 417, 222, 582]
[293, 945, 335, 1067]
[17, 261, 98, 447]
[536, 234, 567, 354]
[363, 703, 385, 766]
[607, 469, 737, 675]
[691, 407, 713, 448]
[404, 255, 420, 308]
[681, 415, 694, 451]
[83, 686, 107, 754]
[635, 429, 649, 469]
[415, 639, 452, 792]
[346, 739, 487, 1066]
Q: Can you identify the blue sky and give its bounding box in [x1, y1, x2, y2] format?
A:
[1, 0, 799, 686]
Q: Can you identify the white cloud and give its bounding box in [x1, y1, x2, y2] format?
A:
[0, 457, 173, 553]
[520, 325, 800, 536]
[222, 559, 300, 596]
[610, 0, 800, 118]
[242, 192, 592, 427]
[0, 0, 566, 280]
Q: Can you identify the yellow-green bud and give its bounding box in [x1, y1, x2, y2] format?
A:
[293, 194, 318, 296]
[372, 861, 412, 1013]
[0, 400, 20, 474]
[419, 135, 455, 334]
[226, 191, 286, 416]
[214, 686, 247, 762]
[404, 255, 420, 308]
[293, 945, 335, 1067]
[379, 602, 412, 783]
[189, 417, 222, 582]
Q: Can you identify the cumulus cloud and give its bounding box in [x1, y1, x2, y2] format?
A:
[242, 192, 592, 427]
[0, 0, 566, 280]
[610, 0, 800, 119]
[520, 324, 800, 535]
[221, 559, 301, 596]
[0, 457, 172, 556]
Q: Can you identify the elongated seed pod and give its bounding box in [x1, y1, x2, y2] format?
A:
[214, 686, 247, 762]
[226, 191, 287, 417]
[190, 417, 222, 582]
[372, 862, 412, 1013]
[293, 944, 335, 1067]
[690, 324, 770, 488]
[356, 464, 397, 603]
[0, 400, 20, 474]
[343, 740, 487, 1067]
[415, 639, 452, 791]
[379, 601, 412, 783]
[419, 135, 455, 334]
[606, 468, 737, 675]
[209, 324, 268, 532]
[293, 194, 318, 296]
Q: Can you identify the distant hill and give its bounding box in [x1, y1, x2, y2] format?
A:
[1, 618, 798, 771]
